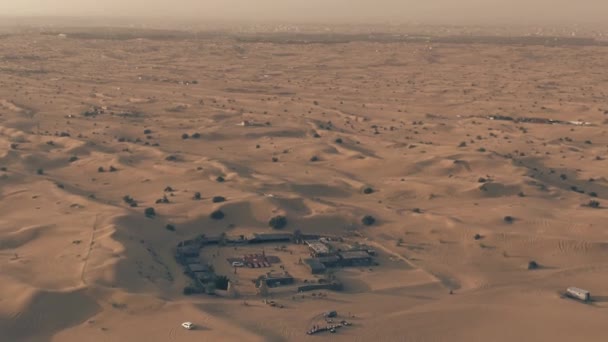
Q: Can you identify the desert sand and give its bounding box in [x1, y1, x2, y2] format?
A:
[1, 26, 608, 342]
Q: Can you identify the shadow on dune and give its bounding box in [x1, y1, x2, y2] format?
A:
[0, 289, 100, 342]
[515, 157, 607, 199]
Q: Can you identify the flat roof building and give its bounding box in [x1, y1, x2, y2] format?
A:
[264, 271, 295, 287]
[187, 263, 211, 273]
[338, 251, 372, 266]
[304, 259, 327, 274]
[305, 240, 331, 256]
[249, 233, 293, 243]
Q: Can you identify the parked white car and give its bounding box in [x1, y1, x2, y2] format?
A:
[232, 261, 244, 267]
[181, 322, 194, 330]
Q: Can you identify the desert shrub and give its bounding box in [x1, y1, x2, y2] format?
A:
[589, 192, 598, 198]
[313, 132, 321, 138]
[310, 156, 319, 162]
[412, 208, 422, 213]
[560, 174, 568, 180]
[269, 215, 287, 229]
[474, 234, 482, 240]
[587, 200, 601, 208]
[98, 166, 105, 172]
[143, 129, 152, 134]
[69, 155, 78, 163]
[181, 133, 189, 139]
[123, 195, 136, 206]
[334, 138, 343, 144]
[37, 168, 44, 175]
[10, 143, 18, 149]
[109, 165, 118, 172]
[144, 207, 156, 217]
[477, 147, 486, 152]
[156, 195, 170, 204]
[165, 224, 176, 231]
[193, 192, 201, 200]
[164, 186, 174, 192]
[214, 275, 230, 290]
[212, 196, 226, 203]
[191, 132, 201, 139]
[216, 176, 225, 182]
[518, 192, 525, 197]
[527, 260, 539, 270]
[165, 155, 178, 162]
[458, 141, 467, 147]
[363, 187, 374, 194]
[478, 177, 487, 183]
[361, 215, 376, 226]
[210, 210, 225, 220]
[504, 216, 514, 223]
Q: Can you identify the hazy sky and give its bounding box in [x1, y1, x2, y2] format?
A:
[1, 0, 607, 25]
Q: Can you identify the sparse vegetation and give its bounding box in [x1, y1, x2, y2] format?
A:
[181, 133, 189, 139]
[216, 176, 225, 182]
[144, 207, 156, 218]
[587, 200, 601, 208]
[156, 195, 170, 204]
[109, 165, 118, 172]
[165, 224, 176, 231]
[269, 215, 287, 229]
[362, 215, 376, 226]
[212, 196, 226, 203]
[191, 132, 201, 139]
[98, 166, 105, 173]
[210, 210, 225, 220]
[334, 138, 343, 144]
[527, 260, 539, 270]
[474, 234, 482, 240]
[37, 168, 44, 175]
[123, 195, 137, 207]
[504, 216, 514, 223]
[193, 192, 202, 200]
[69, 155, 78, 162]
[310, 156, 319, 162]
[363, 187, 374, 194]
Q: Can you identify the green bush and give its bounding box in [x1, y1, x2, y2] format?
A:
[145, 207, 156, 218]
[269, 215, 287, 229]
[210, 210, 225, 220]
[361, 215, 376, 226]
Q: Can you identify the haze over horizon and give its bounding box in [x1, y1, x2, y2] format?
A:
[1, 0, 608, 26]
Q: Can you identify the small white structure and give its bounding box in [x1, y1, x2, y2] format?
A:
[566, 287, 590, 302]
[181, 322, 194, 330]
[232, 261, 244, 267]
